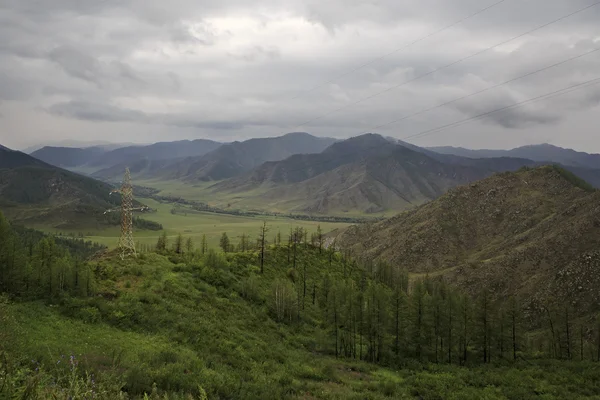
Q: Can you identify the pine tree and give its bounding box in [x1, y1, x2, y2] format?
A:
[259, 221, 269, 274]
[201, 234, 208, 255]
[173, 233, 183, 254]
[220, 232, 230, 253]
[410, 280, 427, 360]
[156, 231, 168, 252]
[508, 297, 520, 361]
[316, 224, 324, 253]
[185, 237, 194, 255]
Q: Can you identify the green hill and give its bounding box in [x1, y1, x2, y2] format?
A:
[0, 145, 136, 229]
[338, 166, 600, 325]
[2, 212, 600, 399]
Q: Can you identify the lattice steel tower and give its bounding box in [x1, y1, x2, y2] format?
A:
[113, 168, 136, 259]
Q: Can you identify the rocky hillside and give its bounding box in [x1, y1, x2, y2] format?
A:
[338, 166, 600, 325]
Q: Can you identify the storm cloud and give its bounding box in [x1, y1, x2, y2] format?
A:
[0, 0, 599, 151]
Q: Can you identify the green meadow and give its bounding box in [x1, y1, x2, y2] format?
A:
[41, 197, 350, 250]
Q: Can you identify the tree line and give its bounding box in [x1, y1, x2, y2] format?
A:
[150, 223, 600, 366]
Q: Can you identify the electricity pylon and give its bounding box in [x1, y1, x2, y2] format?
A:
[112, 168, 137, 259]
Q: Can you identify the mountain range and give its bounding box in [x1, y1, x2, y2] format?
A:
[21, 133, 600, 216]
[31, 139, 222, 172]
[208, 134, 600, 215]
[337, 165, 600, 324]
[429, 143, 600, 170]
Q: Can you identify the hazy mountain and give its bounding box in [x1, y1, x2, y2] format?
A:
[31, 146, 108, 168]
[338, 166, 600, 322]
[29, 139, 223, 177]
[23, 140, 137, 154]
[429, 143, 600, 170]
[92, 158, 184, 182]
[163, 132, 337, 181]
[88, 139, 222, 169]
[211, 134, 535, 215]
[0, 145, 120, 228]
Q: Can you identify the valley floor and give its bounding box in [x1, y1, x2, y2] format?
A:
[35, 197, 350, 250]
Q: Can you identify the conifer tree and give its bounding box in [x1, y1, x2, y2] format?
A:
[201, 234, 208, 255]
[174, 233, 184, 254]
[156, 231, 168, 252]
[259, 221, 269, 274]
[185, 237, 194, 255]
[316, 224, 324, 253]
[220, 232, 230, 253]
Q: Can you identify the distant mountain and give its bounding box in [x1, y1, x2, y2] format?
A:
[1, 145, 50, 169]
[337, 166, 600, 323]
[88, 139, 222, 169]
[23, 140, 137, 154]
[429, 143, 600, 170]
[92, 158, 184, 182]
[31, 146, 107, 168]
[29, 139, 223, 178]
[211, 134, 535, 215]
[162, 132, 337, 181]
[0, 145, 120, 228]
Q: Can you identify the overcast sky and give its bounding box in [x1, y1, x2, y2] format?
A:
[0, 0, 599, 152]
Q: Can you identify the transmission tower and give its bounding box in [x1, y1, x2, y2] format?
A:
[112, 168, 137, 259]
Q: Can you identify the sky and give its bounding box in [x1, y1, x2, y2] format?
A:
[0, 0, 599, 152]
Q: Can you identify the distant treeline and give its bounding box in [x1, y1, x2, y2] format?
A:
[154, 195, 381, 223]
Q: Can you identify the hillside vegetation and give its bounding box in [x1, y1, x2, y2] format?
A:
[0, 146, 157, 230]
[338, 166, 600, 326]
[2, 211, 600, 399]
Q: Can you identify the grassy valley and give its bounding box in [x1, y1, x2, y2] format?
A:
[47, 197, 351, 250]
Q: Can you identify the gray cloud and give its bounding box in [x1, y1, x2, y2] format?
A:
[0, 0, 599, 151]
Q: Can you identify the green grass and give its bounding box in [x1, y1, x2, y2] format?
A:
[3, 249, 600, 399]
[34, 197, 349, 250]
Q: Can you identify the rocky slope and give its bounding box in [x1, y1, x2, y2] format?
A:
[337, 166, 600, 324]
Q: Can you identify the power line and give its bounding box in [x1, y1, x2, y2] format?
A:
[290, 0, 600, 130]
[403, 76, 600, 141]
[368, 46, 600, 133]
[249, 75, 600, 179]
[241, 0, 508, 127]
[288, 0, 507, 100]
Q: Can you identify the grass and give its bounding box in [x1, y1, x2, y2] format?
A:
[34, 197, 350, 250]
[3, 249, 600, 399]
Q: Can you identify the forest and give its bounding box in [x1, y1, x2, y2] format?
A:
[1, 211, 600, 399]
